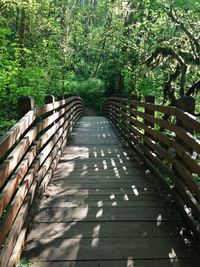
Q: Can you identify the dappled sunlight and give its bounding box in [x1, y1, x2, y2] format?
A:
[21, 116, 199, 266]
[169, 248, 177, 260]
[82, 164, 87, 170]
[114, 167, 120, 176]
[72, 206, 89, 220]
[110, 194, 115, 200]
[127, 257, 134, 267]
[103, 160, 108, 169]
[111, 158, 116, 167]
[97, 200, 103, 207]
[132, 185, 139, 196]
[157, 214, 162, 226]
[91, 225, 101, 249]
[100, 149, 105, 156]
[124, 194, 129, 201]
[80, 171, 88, 177]
[112, 201, 117, 206]
[64, 234, 83, 260]
[96, 208, 103, 218]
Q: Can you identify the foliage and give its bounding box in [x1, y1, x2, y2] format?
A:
[17, 258, 31, 267]
[0, 0, 199, 134]
[0, 119, 16, 136]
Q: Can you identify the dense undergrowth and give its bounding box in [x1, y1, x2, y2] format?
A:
[0, 0, 199, 135]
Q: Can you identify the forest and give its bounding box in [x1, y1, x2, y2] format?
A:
[0, 0, 199, 135]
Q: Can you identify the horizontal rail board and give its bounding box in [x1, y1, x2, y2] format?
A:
[0, 95, 84, 266]
[103, 96, 200, 240]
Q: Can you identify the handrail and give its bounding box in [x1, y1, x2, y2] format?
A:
[0, 96, 84, 266]
[103, 96, 200, 240]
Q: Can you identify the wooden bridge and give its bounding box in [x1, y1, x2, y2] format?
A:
[0, 95, 200, 267]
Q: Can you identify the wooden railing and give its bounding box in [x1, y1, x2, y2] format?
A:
[103, 96, 200, 240]
[0, 95, 84, 267]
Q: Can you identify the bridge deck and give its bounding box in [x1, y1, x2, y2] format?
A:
[22, 116, 200, 267]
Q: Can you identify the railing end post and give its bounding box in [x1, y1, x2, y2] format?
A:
[176, 96, 195, 114]
[145, 95, 155, 104]
[44, 95, 55, 104]
[58, 95, 64, 101]
[17, 96, 34, 120]
[131, 94, 139, 101]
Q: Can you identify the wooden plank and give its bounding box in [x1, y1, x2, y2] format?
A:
[19, 115, 200, 267]
[63, 148, 134, 159]
[107, 97, 200, 132]
[56, 160, 138, 169]
[40, 186, 160, 198]
[0, 117, 67, 215]
[107, 98, 177, 115]
[52, 169, 144, 178]
[0, 116, 69, 247]
[131, 108, 200, 153]
[0, 112, 70, 215]
[23, 259, 200, 267]
[6, 150, 64, 267]
[0, 109, 77, 267]
[36, 97, 82, 117]
[130, 117, 175, 149]
[143, 147, 200, 221]
[33, 206, 181, 222]
[0, 125, 39, 190]
[173, 160, 200, 201]
[0, 144, 63, 267]
[40, 200, 168, 208]
[142, 132, 200, 177]
[0, 110, 36, 160]
[127, 139, 200, 240]
[50, 177, 155, 183]
[0, 104, 70, 190]
[0, 97, 82, 162]
[22, 237, 197, 261]
[27, 221, 185, 240]
[176, 108, 200, 133]
[129, 128, 200, 226]
[0, 99, 83, 266]
[58, 156, 135, 163]
[41, 192, 168, 204]
[45, 181, 157, 190]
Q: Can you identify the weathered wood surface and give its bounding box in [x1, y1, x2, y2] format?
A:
[103, 96, 200, 239]
[0, 96, 84, 267]
[21, 116, 200, 267]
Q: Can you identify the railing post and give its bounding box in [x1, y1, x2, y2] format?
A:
[44, 95, 55, 104]
[64, 94, 70, 99]
[176, 96, 195, 118]
[173, 96, 196, 206]
[176, 96, 195, 152]
[129, 95, 139, 136]
[130, 95, 139, 119]
[58, 96, 64, 101]
[144, 95, 155, 138]
[64, 93, 74, 99]
[17, 96, 34, 120]
[44, 95, 55, 118]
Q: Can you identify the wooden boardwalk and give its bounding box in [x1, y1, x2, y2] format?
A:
[22, 116, 200, 267]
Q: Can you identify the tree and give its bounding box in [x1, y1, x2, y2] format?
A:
[0, 0, 199, 127]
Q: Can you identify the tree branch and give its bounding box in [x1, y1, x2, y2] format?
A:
[0, 1, 18, 12]
[163, 64, 181, 103]
[186, 79, 200, 96]
[168, 6, 200, 58]
[145, 46, 187, 95]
